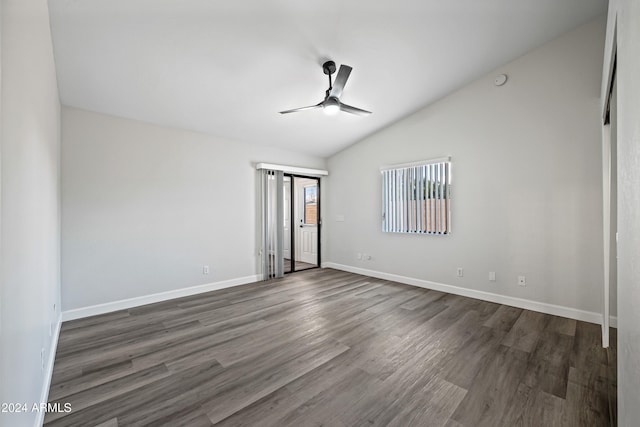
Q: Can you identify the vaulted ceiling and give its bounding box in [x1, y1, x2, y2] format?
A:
[48, 0, 607, 157]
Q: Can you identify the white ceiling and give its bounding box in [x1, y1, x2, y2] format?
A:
[48, 0, 607, 158]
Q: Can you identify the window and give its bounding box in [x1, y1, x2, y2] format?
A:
[304, 185, 318, 225]
[381, 157, 451, 234]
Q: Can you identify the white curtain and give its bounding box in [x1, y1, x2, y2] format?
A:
[260, 169, 284, 280]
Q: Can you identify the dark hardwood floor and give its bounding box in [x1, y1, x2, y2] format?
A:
[45, 268, 616, 426]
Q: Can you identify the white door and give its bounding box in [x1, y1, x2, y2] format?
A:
[295, 178, 318, 266]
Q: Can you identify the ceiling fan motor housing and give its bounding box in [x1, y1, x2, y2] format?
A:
[323, 61, 337, 75]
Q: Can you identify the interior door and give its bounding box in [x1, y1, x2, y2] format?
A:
[295, 178, 319, 266]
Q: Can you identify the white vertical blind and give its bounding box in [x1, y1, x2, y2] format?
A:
[381, 158, 451, 235]
[261, 169, 284, 280]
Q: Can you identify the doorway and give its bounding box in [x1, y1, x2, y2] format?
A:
[284, 175, 320, 273]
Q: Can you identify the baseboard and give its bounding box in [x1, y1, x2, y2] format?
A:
[61, 275, 260, 321]
[35, 313, 62, 427]
[323, 262, 609, 326]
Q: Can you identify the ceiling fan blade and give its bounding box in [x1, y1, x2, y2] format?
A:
[329, 65, 352, 98]
[279, 103, 322, 114]
[340, 102, 372, 116]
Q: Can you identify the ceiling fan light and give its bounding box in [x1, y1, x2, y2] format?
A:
[323, 98, 340, 116]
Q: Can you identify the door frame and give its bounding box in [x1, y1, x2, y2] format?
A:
[601, 23, 617, 348]
[284, 173, 321, 273]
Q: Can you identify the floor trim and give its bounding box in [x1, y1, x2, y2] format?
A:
[35, 313, 62, 427]
[323, 262, 616, 327]
[61, 275, 260, 321]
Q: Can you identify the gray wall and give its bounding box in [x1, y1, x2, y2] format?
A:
[61, 107, 325, 311]
[603, 1, 640, 424]
[0, 0, 62, 426]
[325, 17, 605, 315]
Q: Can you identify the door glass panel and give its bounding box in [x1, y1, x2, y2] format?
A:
[294, 177, 319, 271]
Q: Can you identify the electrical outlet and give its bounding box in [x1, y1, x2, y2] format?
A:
[456, 268, 464, 277]
[489, 271, 496, 281]
[518, 275, 526, 286]
[203, 265, 210, 275]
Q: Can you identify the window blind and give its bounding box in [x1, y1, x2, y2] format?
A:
[381, 157, 451, 235]
[260, 169, 284, 279]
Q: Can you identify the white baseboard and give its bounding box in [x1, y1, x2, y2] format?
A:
[323, 262, 612, 327]
[60, 264, 617, 326]
[35, 313, 62, 427]
[61, 275, 260, 321]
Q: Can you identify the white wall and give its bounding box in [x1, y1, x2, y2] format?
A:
[602, 1, 640, 424]
[61, 107, 325, 312]
[325, 17, 605, 317]
[0, 0, 62, 426]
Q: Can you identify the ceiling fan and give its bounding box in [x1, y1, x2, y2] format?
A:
[279, 60, 372, 116]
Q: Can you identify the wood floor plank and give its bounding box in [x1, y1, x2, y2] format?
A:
[93, 418, 118, 427]
[522, 329, 574, 398]
[483, 304, 523, 331]
[162, 294, 295, 329]
[44, 360, 225, 426]
[451, 345, 529, 427]
[203, 339, 349, 424]
[49, 360, 135, 400]
[131, 319, 271, 371]
[546, 315, 577, 336]
[45, 364, 170, 423]
[53, 320, 202, 372]
[340, 344, 446, 426]
[214, 384, 305, 427]
[146, 406, 213, 427]
[45, 268, 615, 427]
[563, 373, 610, 426]
[56, 321, 173, 358]
[527, 388, 566, 426]
[399, 289, 446, 310]
[386, 376, 467, 427]
[571, 321, 608, 370]
[212, 318, 324, 367]
[501, 310, 548, 353]
[61, 310, 130, 332]
[274, 368, 380, 426]
[439, 324, 507, 389]
[499, 382, 567, 427]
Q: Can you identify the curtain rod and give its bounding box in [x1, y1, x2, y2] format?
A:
[256, 163, 329, 176]
[380, 156, 451, 172]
